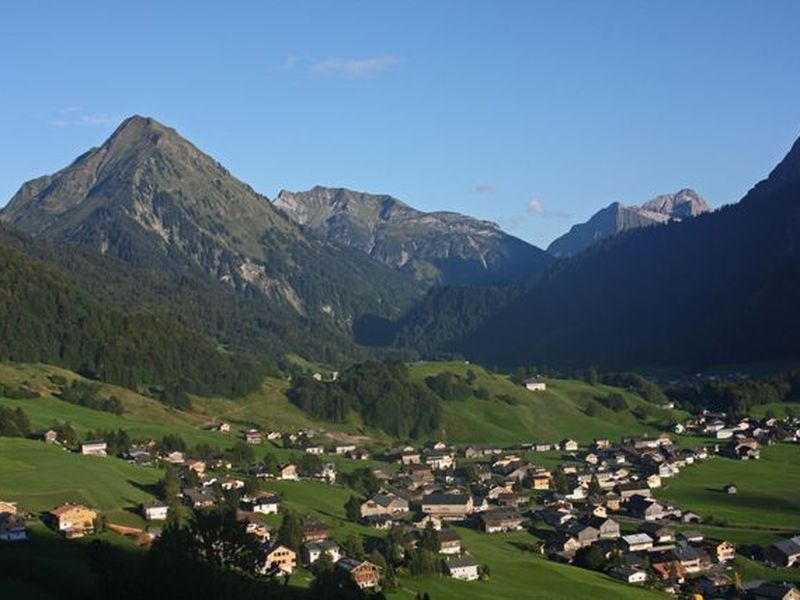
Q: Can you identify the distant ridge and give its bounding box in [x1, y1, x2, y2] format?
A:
[275, 186, 554, 286]
[547, 188, 710, 257]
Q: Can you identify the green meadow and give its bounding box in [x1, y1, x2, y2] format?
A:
[388, 527, 663, 600]
[657, 443, 800, 529]
[407, 362, 680, 444]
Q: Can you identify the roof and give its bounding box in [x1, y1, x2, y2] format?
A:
[622, 533, 652, 545]
[421, 493, 470, 506]
[773, 538, 800, 556]
[337, 558, 379, 572]
[50, 503, 95, 516]
[439, 529, 461, 542]
[446, 554, 479, 569]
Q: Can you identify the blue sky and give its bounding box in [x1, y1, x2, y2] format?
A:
[1, 1, 799, 247]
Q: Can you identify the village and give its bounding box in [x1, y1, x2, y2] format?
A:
[1, 397, 799, 599]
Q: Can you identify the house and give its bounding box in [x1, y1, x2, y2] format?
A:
[444, 554, 480, 581]
[302, 540, 342, 565]
[319, 463, 337, 484]
[564, 522, 599, 547]
[400, 451, 422, 466]
[560, 439, 579, 452]
[0, 513, 27, 542]
[300, 518, 329, 543]
[743, 582, 800, 600]
[278, 463, 299, 481]
[0, 501, 18, 515]
[617, 482, 651, 500]
[185, 460, 206, 475]
[706, 539, 736, 563]
[589, 517, 620, 540]
[671, 542, 706, 573]
[335, 444, 357, 455]
[546, 532, 581, 556]
[242, 493, 280, 515]
[244, 429, 263, 445]
[49, 503, 97, 538]
[263, 544, 296, 574]
[639, 523, 675, 544]
[413, 514, 443, 531]
[141, 501, 169, 521]
[420, 493, 473, 519]
[162, 450, 185, 464]
[621, 533, 653, 552]
[80, 440, 107, 457]
[182, 487, 217, 508]
[439, 528, 462, 554]
[35, 429, 58, 444]
[765, 536, 800, 568]
[525, 379, 547, 392]
[360, 492, 410, 518]
[531, 474, 551, 490]
[610, 567, 647, 584]
[304, 445, 325, 455]
[219, 477, 245, 491]
[628, 495, 667, 521]
[337, 558, 381, 589]
[424, 449, 455, 471]
[478, 508, 524, 533]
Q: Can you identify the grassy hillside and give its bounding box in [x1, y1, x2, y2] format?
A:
[0, 438, 160, 526]
[407, 362, 680, 444]
[389, 527, 661, 600]
[657, 443, 800, 529]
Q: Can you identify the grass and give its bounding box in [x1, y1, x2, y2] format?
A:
[387, 527, 663, 600]
[407, 362, 681, 444]
[657, 443, 800, 529]
[0, 437, 162, 526]
[749, 402, 799, 419]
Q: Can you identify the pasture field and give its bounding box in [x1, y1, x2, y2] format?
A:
[657, 442, 800, 529]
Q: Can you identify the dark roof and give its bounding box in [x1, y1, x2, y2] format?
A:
[421, 493, 470, 506]
[446, 554, 479, 569]
[439, 529, 461, 542]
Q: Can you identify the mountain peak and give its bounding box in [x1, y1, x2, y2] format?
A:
[548, 188, 709, 257]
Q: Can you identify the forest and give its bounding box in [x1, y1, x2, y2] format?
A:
[287, 361, 442, 438]
[0, 242, 265, 404]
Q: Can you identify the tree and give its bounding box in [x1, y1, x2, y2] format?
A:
[584, 366, 599, 386]
[511, 366, 527, 386]
[574, 545, 606, 571]
[418, 523, 440, 553]
[553, 467, 568, 494]
[299, 453, 322, 477]
[277, 510, 302, 551]
[588, 474, 601, 497]
[226, 441, 255, 467]
[345, 495, 362, 522]
[343, 533, 365, 559]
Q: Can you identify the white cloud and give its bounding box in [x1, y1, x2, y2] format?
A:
[281, 54, 402, 78]
[526, 198, 571, 219]
[310, 55, 402, 77]
[50, 112, 119, 127]
[527, 199, 544, 215]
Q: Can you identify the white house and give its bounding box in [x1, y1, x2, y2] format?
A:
[302, 540, 342, 565]
[244, 493, 280, 515]
[141, 501, 169, 521]
[80, 440, 107, 457]
[525, 379, 547, 392]
[610, 567, 647, 584]
[445, 554, 480, 581]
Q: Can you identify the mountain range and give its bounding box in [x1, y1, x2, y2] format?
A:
[547, 188, 710, 257]
[2, 114, 798, 375]
[393, 136, 800, 369]
[274, 186, 553, 286]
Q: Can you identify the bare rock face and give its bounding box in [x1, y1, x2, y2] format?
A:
[275, 186, 554, 286]
[547, 189, 710, 257]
